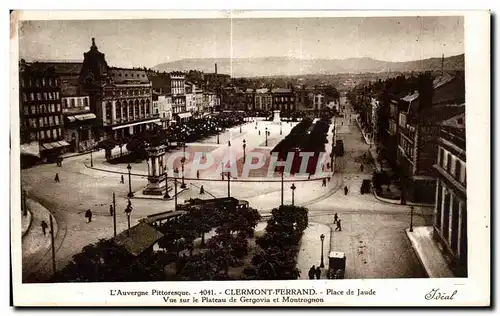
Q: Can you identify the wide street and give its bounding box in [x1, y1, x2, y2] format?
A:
[21, 99, 432, 281]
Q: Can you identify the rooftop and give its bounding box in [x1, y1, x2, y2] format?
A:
[111, 222, 164, 257]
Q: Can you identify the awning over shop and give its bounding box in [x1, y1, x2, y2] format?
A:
[20, 141, 40, 157]
[111, 118, 161, 130]
[67, 113, 97, 122]
[40, 140, 70, 151]
[177, 112, 192, 119]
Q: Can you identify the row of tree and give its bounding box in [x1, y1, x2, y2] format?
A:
[243, 205, 309, 280]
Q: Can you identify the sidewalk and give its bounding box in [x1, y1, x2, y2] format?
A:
[22, 198, 59, 280]
[296, 222, 331, 279]
[405, 226, 454, 278]
[355, 117, 374, 146]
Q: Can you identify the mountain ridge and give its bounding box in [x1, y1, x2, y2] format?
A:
[153, 54, 464, 77]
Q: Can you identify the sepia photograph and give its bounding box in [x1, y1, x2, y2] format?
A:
[10, 10, 490, 306]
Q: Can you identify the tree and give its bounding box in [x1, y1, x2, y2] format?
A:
[97, 139, 118, 161]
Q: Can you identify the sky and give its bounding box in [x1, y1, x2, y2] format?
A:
[18, 16, 464, 68]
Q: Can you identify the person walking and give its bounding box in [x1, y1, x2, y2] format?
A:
[109, 204, 114, 216]
[360, 164, 364, 172]
[344, 186, 348, 195]
[41, 220, 48, 236]
[308, 265, 316, 280]
[333, 213, 338, 224]
[196, 170, 200, 179]
[54, 173, 60, 183]
[258, 130, 261, 135]
[85, 209, 92, 223]
[322, 178, 327, 187]
[200, 185, 205, 194]
[120, 175, 124, 184]
[315, 266, 322, 279]
[335, 219, 342, 232]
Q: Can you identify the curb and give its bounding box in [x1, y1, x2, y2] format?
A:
[372, 190, 434, 208]
[21, 210, 32, 239]
[404, 228, 430, 278]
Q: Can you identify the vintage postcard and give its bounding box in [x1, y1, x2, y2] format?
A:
[10, 10, 490, 307]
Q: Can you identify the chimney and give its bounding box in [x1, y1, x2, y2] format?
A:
[215, 63, 217, 75]
[441, 54, 444, 76]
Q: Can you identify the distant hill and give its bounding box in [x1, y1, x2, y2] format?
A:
[152, 54, 464, 78]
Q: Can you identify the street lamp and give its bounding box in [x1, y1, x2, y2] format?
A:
[164, 167, 170, 199]
[180, 157, 186, 189]
[125, 199, 133, 235]
[240, 125, 242, 133]
[265, 127, 268, 146]
[280, 122, 282, 135]
[173, 168, 179, 211]
[242, 139, 246, 162]
[90, 146, 94, 167]
[217, 128, 220, 144]
[290, 183, 296, 206]
[410, 206, 414, 232]
[320, 234, 325, 268]
[127, 164, 134, 198]
[280, 170, 284, 206]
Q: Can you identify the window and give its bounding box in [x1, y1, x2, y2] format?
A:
[454, 158, 461, 180]
[30, 105, 36, 114]
[399, 113, 407, 127]
[37, 92, 42, 100]
[39, 117, 43, 127]
[41, 78, 45, 86]
[46, 130, 51, 139]
[58, 128, 62, 138]
[51, 104, 56, 113]
[44, 117, 48, 126]
[49, 116, 54, 126]
[446, 153, 452, 173]
[70, 99, 75, 107]
[22, 93, 27, 102]
[30, 132, 37, 141]
[77, 98, 82, 107]
[20, 78, 25, 88]
[36, 79, 40, 87]
[57, 104, 61, 112]
[40, 131, 44, 140]
[52, 129, 57, 139]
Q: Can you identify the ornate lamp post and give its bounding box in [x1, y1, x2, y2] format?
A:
[320, 233, 325, 268]
[127, 164, 134, 198]
[90, 146, 94, 167]
[410, 206, 414, 232]
[242, 139, 246, 162]
[290, 183, 296, 206]
[174, 168, 179, 211]
[164, 167, 170, 199]
[265, 127, 268, 147]
[180, 157, 186, 189]
[217, 128, 220, 144]
[280, 122, 283, 135]
[240, 124, 242, 133]
[125, 199, 133, 235]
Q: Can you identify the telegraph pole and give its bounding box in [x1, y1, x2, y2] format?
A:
[49, 215, 56, 276]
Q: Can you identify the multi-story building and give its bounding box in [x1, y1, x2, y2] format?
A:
[185, 82, 196, 116]
[171, 72, 189, 123]
[313, 92, 324, 111]
[433, 111, 467, 277]
[194, 86, 204, 117]
[79, 38, 159, 140]
[271, 88, 295, 112]
[245, 88, 255, 111]
[254, 88, 272, 111]
[62, 95, 96, 152]
[397, 73, 465, 203]
[19, 60, 69, 161]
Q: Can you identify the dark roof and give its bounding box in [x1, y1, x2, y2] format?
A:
[27, 62, 83, 75]
[112, 222, 164, 257]
[416, 104, 465, 124]
[110, 68, 150, 83]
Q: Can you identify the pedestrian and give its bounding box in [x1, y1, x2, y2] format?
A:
[41, 220, 48, 236]
[221, 173, 224, 181]
[109, 204, 114, 216]
[322, 178, 327, 187]
[315, 266, 322, 279]
[54, 173, 60, 182]
[344, 186, 348, 195]
[120, 175, 124, 184]
[328, 177, 331, 182]
[200, 185, 205, 194]
[85, 209, 92, 223]
[335, 219, 342, 231]
[59, 157, 63, 167]
[334, 213, 338, 224]
[326, 162, 330, 170]
[308, 265, 316, 280]
[196, 170, 200, 179]
[360, 164, 364, 172]
[258, 130, 261, 135]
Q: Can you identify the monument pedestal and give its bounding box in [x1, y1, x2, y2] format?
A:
[143, 145, 167, 196]
[273, 110, 281, 123]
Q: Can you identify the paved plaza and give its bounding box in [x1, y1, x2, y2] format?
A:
[21, 101, 434, 281]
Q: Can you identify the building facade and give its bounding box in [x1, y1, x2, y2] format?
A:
[433, 112, 467, 277]
[19, 60, 69, 160]
[62, 95, 96, 152]
[271, 88, 295, 112]
[254, 88, 272, 111]
[79, 38, 159, 141]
